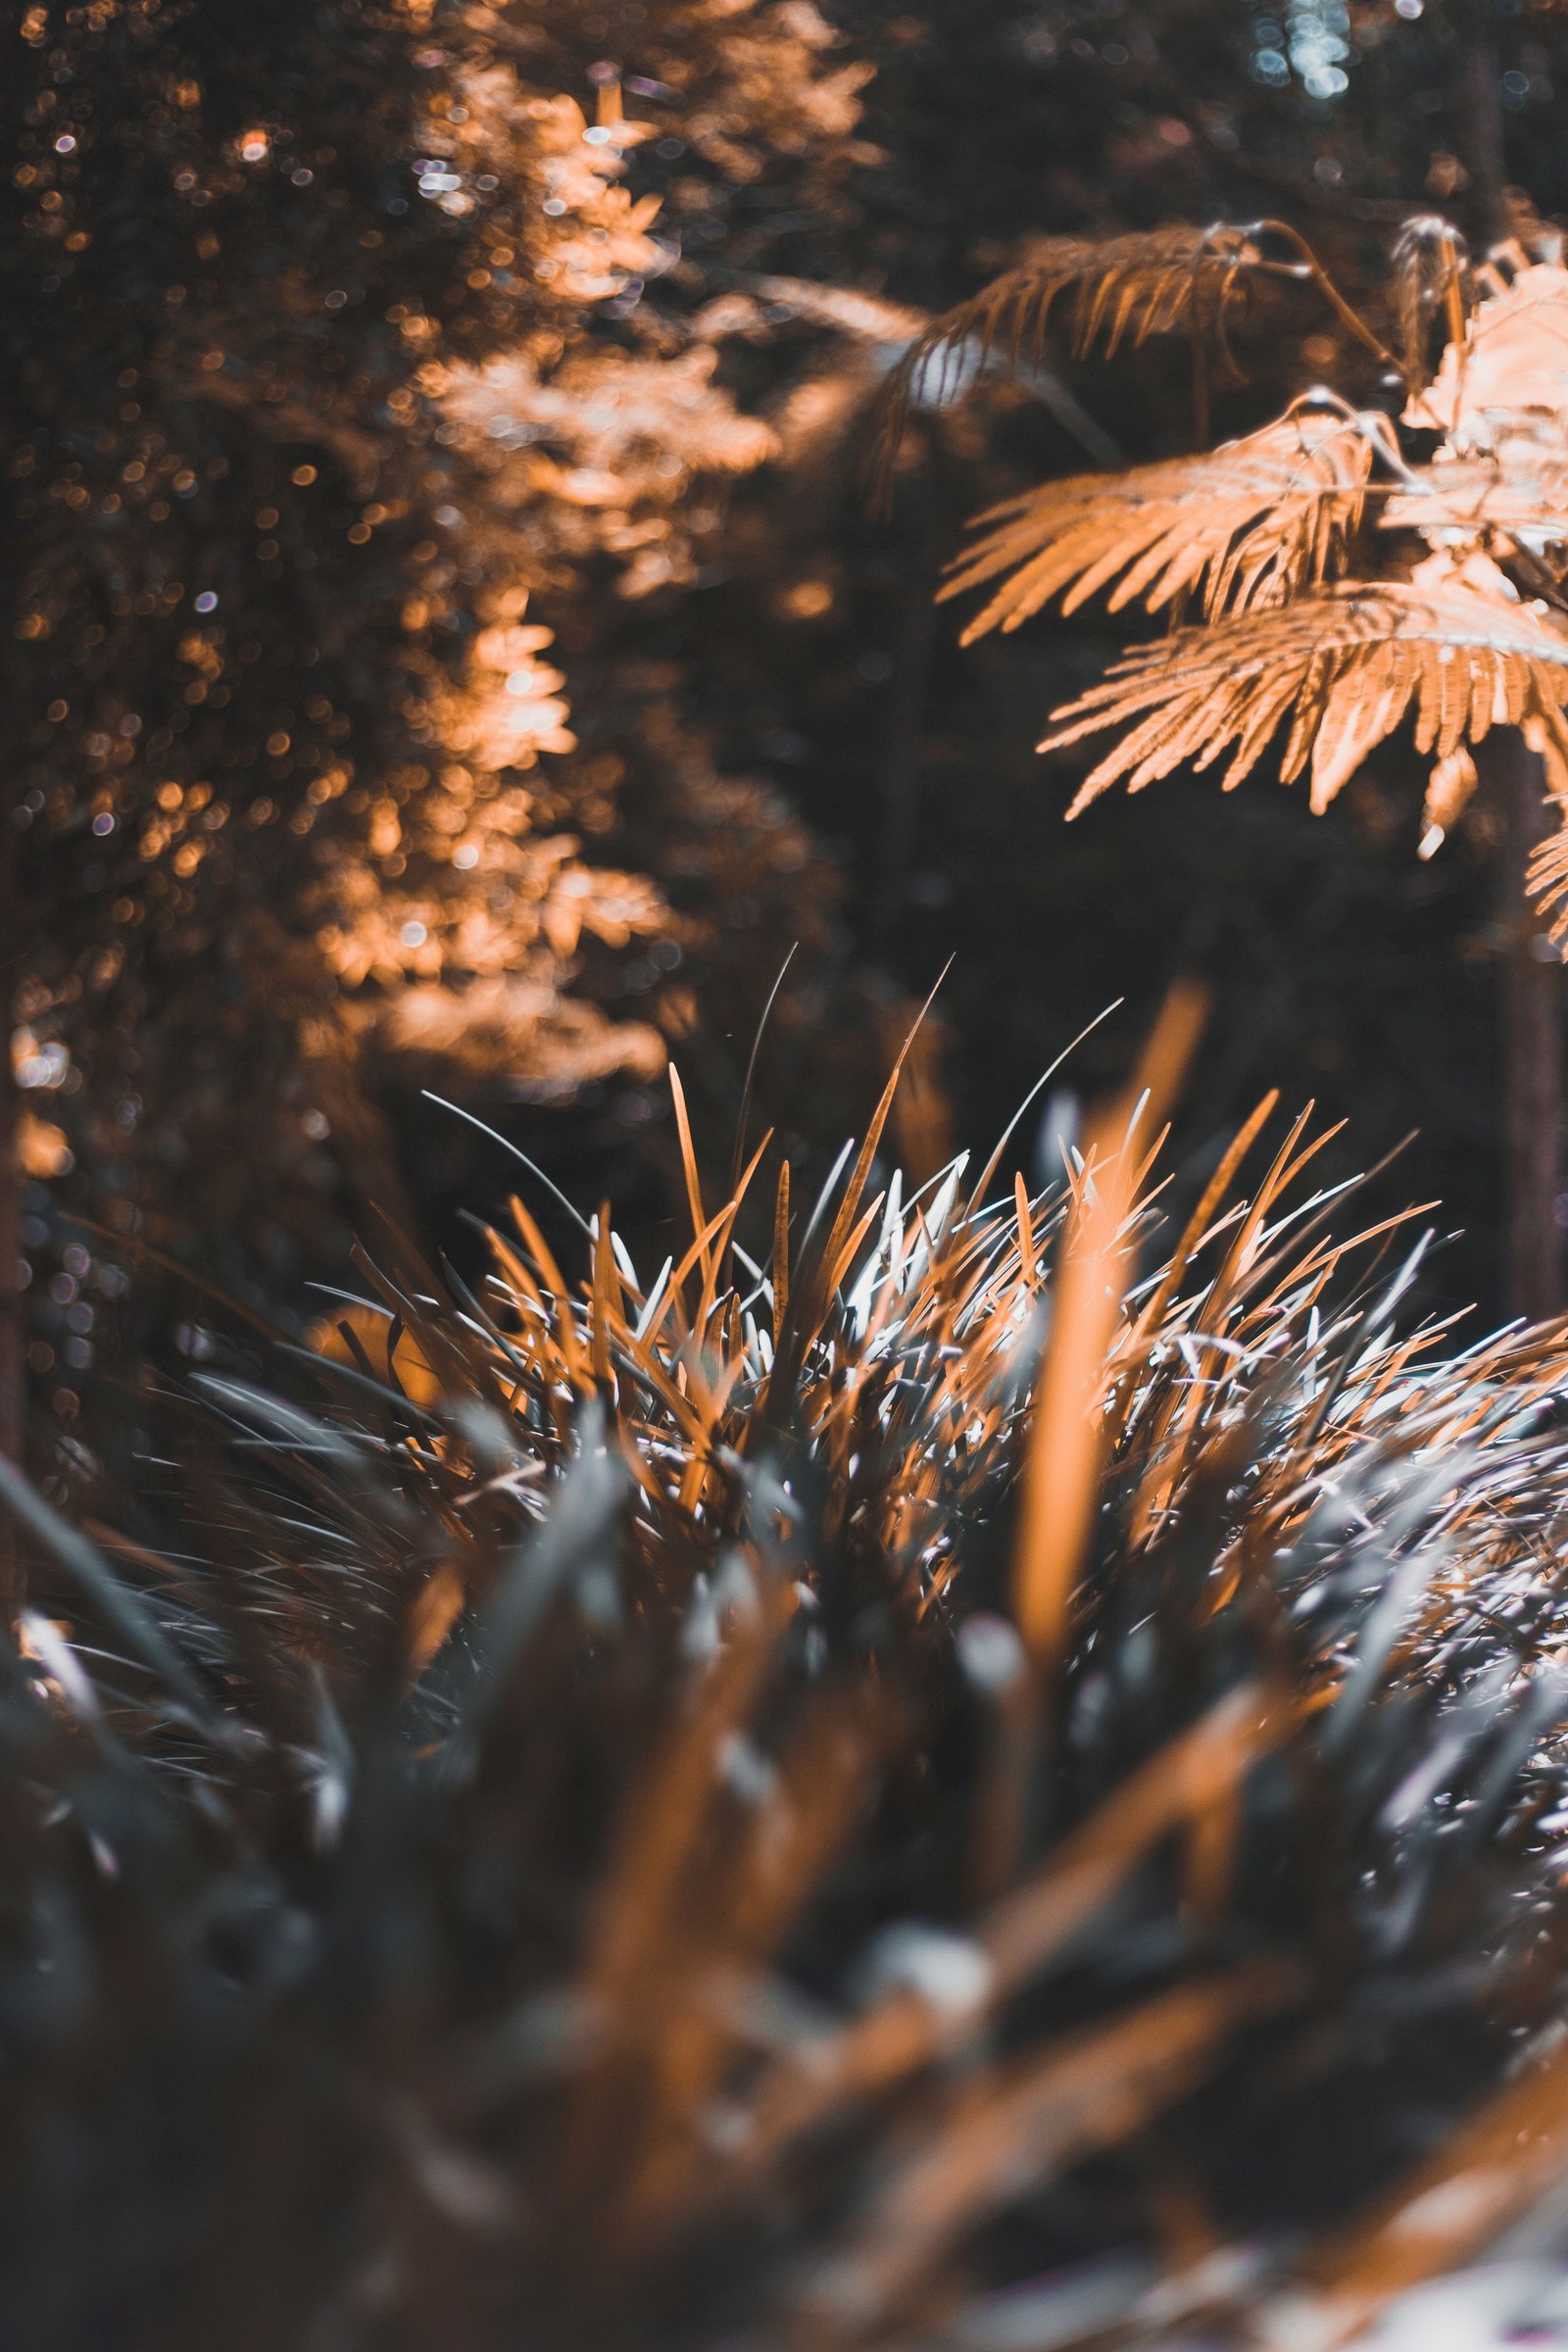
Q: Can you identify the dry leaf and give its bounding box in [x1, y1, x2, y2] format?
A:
[1418, 744, 1479, 857]
[944, 410, 1375, 639]
[1404, 261, 1568, 446]
[1042, 558, 1568, 816]
[871, 222, 1259, 495]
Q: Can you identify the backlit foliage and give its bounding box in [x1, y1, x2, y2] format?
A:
[942, 404, 1376, 632]
[2, 0, 873, 1416]
[901, 212, 1568, 899]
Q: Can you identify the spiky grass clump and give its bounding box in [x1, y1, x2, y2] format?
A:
[8, 1031, 1568, 2349]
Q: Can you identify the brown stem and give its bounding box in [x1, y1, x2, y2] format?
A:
[1444, 250, 1468, 358]
[0, 1046, 20, 1478]
[1493, 731, 1564, 1323]
[1248, 221, 1401, 373]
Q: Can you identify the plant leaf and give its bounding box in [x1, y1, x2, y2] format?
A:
[870, 222, 1258, 496]
[1417, 745, 1479, 857]
[1404, 259, 1568, 446]
[943, 410, 1375, 639]
[1041, 559, 1568, 816]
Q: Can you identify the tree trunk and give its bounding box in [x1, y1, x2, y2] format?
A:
[1496, 732, 1565, 1322]
[0, 1019, 20, 1477]
[0, 794, 24, 1622]
[869, 476, 939, 959]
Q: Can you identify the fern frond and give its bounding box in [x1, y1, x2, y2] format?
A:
[1381, 440, 1568, 551]
[1404, 259, 1568, 447]
[1529, 808, 1568, 933]
[1417, 745, 1480, 858]
[1388, 259, 1568, 569]
[1041, 561, 1568, 816]
[1390, 215, 1471, 392]
[942, 407, 1377, 641]
[869, 218, 1400, 504]
[869, 223, 1257, 492]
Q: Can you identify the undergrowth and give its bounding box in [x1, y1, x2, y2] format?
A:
[6, 1008, 1568, 2348]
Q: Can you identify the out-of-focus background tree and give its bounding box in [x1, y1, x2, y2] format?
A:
[1, 0, 870, 1490]
[9, 0, 1568, 1494]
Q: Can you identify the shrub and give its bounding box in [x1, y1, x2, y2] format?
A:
[6, 1022, 1568, 2347]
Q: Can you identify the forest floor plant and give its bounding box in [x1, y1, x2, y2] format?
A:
[7, 1006, 1568, 2344]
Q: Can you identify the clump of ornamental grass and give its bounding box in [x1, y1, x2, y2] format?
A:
[7, 1002, 1568, 2349]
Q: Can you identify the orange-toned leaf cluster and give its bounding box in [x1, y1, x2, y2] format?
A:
[902, 216, 1568, 901]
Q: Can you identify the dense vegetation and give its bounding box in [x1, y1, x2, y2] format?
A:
[13, 2, 1568, 2340]
[10, 1049, 1568, 2344]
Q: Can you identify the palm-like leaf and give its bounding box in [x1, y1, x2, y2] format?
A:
[1404, 259, 1568, 447]
[1381, 440, 1568, 557]
[871, 223, 1258, 490]
[1041, 560, 1568, 815]
[942, 409, 1377, 640]
[1527, 805, 1568, 934]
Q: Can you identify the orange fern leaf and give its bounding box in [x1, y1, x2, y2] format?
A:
[1041, 557, 1568, 817]
[1529, 811, 1568, 936]
[870, 223, 1258, 491]
[870, 218, 1401, 503]
[942, 407, 1377, 640]
[1383, 262, 1568, 567]
[1417, 745, 1480, 858]
[1379, 436, 1568, 564]
[1404, 261, 1568, 446]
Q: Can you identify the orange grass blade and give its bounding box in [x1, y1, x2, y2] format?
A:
[669, 1065, 709, 1277]
[1011, 1128, 1138, 1667]
[772, 1160, 791, 1348]
[693, 1129, 773, 1340]
[1014, 1170, 1039, 1291]
[798, 1962, 1295, 2338]
[1129, 978, 1209, 1134]
[564, 1581, 798, 2202]
[816, 963, 953, 1300]
[1013, 982, 1205, 1667]
[402, 1559, 466, 1682]
[590, 1204, 617, 1396]
[1288, 2029, 1568, 2350]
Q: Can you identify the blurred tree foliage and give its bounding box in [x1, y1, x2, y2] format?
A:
[0, 0, 872, 1484]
